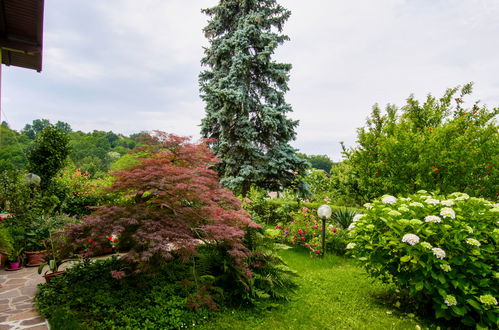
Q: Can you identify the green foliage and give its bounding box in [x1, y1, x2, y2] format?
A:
[331, 207, 358, 229]
[242, 187, 360, 226]
[0, 225, 14, 256]
[27, 126, 71, 184]
[199, 0, 307, 196]
[347, 191, 498, 327]
[276, 206, 350, 256]
[54, 168, 109, 216]
[340, 83, 498, 203]
[0, 122, 28, 171]
[35, 257, 212, 329]
[298, 153, 334, 173]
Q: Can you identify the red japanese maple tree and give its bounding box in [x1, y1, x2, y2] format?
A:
[68, 132, 259, 270]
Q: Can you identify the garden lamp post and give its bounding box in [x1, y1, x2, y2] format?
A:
[317, 204, 332, 257]
[24, 173, 41, 186]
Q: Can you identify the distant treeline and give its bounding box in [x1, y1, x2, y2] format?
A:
[0, 119, 142, 177]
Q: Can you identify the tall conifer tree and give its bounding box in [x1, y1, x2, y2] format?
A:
[199, 0, 307, 196]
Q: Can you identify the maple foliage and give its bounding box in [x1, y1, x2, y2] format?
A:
[68, 132, 260, 270]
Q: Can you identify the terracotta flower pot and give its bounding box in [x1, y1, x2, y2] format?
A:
[0, 253, 7, 268]
[25, 250, 47, 267]
[43, 271, 66, 283]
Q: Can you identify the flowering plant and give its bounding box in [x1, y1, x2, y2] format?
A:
[107, 235, 119, 249]
[347, 191, 498, 327]
[277, 207, 345, 257]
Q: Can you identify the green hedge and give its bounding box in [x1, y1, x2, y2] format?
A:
[245, 198, 361, 225]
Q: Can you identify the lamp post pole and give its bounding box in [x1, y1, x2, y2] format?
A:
[317, 205, 332, 258]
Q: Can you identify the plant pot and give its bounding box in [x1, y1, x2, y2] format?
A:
[43, 271, 66, 283]
[6, 260, 22, 271]
[0, 253, 6, 268]
[25, 250, 47, 267]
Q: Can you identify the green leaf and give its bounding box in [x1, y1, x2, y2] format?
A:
[400, 255, 411, 262]
[466, 299, 481, 310]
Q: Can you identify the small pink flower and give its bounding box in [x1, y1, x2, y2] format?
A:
[332, 228, 338, 233]
[313, 243, 317, 247]
[315, 249, 320, 254]
[301, 236, 305, 241]
[275, 225, 281, 229]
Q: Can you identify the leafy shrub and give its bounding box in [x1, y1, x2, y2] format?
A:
[55, 168, 110, 216]
[340, 84, 498, 204]
[277, 206, 348, 256]
[347, 191, 498, 327]
[243, 187, 360, 226]
[26, 126, 71, 185]
[35, 257, 211, 329]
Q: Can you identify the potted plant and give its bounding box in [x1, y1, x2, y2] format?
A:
[6, 246, 24, 270]
[37, 215, 79, 282]
[24, 219, 50, 266]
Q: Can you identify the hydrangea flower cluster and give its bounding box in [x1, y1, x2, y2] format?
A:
[420, 241, 432, 249]
[479, 295, 497, 306]
[346, 243, 356, 249]
[424, 215, 442, 223]
[425, 198, 440, 205]
[440, 264, 452, 272]
[441, 199, 455, 206]
[409, 202, 424, 208]
[444, 295, 457, 306]
[352, 214, 365, 222]
[402, 233, 420, 245]
[440, 207, 456, 219]
[382, 195, 397, 204]
[363, 203, 373, 209]
[432, 247, 446, 259]
[466, 238, 481, 247]
[388, 210, 402, 217]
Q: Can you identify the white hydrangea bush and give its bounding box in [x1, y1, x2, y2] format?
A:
[346, 191, 498, 328]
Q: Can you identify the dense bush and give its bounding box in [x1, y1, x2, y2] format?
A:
[339, 84, 498, 204]
[35, 257, 212, 329]
[26, 126, 71, 185]
[243, 187, 360, 226]
[55, 168, 110, 216]
[347, 191, 498, 327]
[276, 206, 354, 256]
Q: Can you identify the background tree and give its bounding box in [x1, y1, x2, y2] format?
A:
[22, 118, 51, 140]
[0, 123, 29, 171]
[297, 153, 334, 174]
[26, 126, 71, 184]
[339, 83, 498, 203]
[199, 0, 307, 196]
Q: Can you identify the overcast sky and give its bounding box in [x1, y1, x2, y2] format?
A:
[2, 0, 498, 161]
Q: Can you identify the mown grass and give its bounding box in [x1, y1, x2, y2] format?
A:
[200, 247, 427, 330]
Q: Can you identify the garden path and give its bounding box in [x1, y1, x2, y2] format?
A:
[0, 266, 48, 330]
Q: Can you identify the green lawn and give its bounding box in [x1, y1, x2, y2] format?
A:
[200, 247, 427, 330]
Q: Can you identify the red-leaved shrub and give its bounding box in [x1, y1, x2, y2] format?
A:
[68, 132, 260, 272]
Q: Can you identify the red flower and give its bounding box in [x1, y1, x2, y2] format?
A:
[315, 249, 320, 254]
[332, 228, 338, 233]
[106, 236, 113, 241]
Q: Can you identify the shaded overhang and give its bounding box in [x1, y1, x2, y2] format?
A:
[0, 0, 44, 72]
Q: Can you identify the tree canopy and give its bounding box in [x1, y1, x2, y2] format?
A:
[199, 0, 307, 196]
